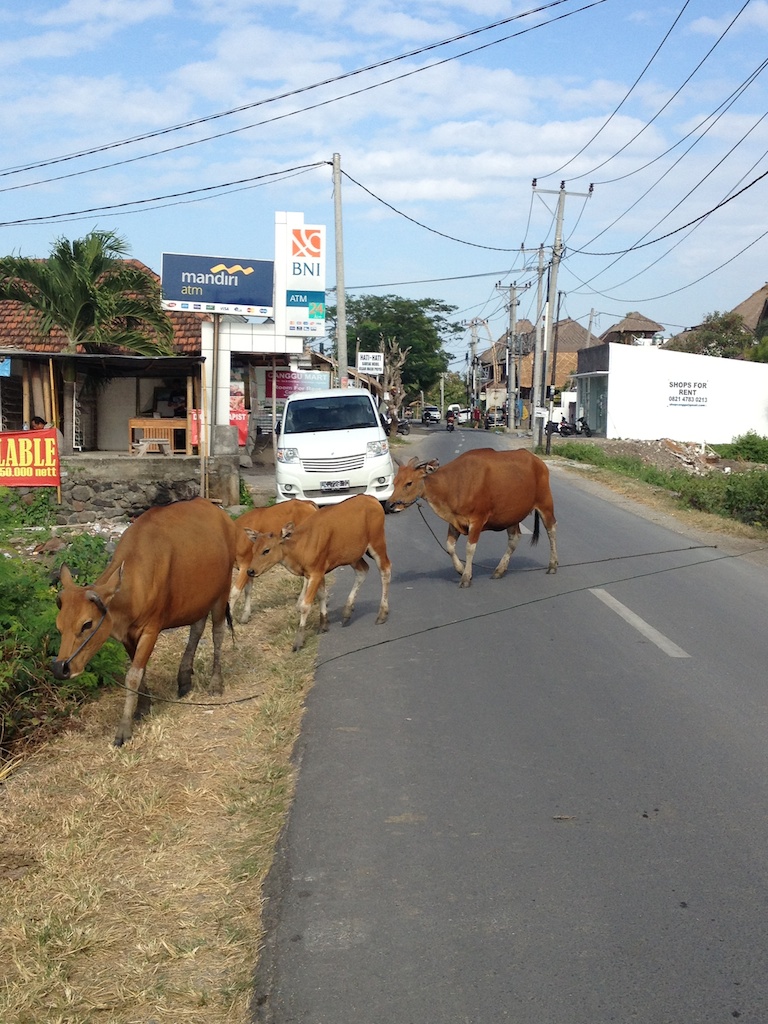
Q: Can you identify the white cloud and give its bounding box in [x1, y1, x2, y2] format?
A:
[689, 1, 768, 36]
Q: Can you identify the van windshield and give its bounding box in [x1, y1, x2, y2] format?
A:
[283, 395, 378, 434]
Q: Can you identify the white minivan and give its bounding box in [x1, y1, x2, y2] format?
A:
[275, 387, 395, 505]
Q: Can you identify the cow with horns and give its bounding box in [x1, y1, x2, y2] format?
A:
[243, 494, 391, 651]
[51, 497, 253, 746]
[385, 449, 557, 586]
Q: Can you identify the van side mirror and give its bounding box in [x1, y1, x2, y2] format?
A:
[275, 422, 281, 435]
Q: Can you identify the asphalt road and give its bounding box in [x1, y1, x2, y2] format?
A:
[252, 426, 768, 1023]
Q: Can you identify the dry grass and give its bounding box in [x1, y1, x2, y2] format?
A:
[0, 568, 316, 1024]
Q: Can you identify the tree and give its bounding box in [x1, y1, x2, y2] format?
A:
[664, 310, 752, 360]
[378, 335, 411, 435]
[426, 370, 467, 409]
[326, 294, 461, 398]
[0, 230, 174, 453]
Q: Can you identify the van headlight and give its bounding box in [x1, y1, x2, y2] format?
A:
[367, 439, 389, 457]
[276, 447, 300, 464]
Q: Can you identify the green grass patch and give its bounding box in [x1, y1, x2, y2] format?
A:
[553, 438, 768, 530]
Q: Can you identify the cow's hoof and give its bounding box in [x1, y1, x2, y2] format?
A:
[459, 578, 472, 588]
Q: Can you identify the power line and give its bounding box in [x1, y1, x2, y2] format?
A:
[596, 54, 768, 187]
[573, 110, 768, 289]
[340, 170, 522, 252]
[545, 0, 751, 184]
[569, 166, 768, 257]
[0, 0, 611, 196]
[0, 163, 327, 228]
[538, 0, 692, 180]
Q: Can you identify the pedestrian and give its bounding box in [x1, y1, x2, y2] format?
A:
[30, 415, 64, 450]
[472, 406, 481, 429]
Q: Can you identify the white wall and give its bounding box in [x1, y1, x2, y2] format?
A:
[97, 378, 165, 451]
[605, 344, 768, 444]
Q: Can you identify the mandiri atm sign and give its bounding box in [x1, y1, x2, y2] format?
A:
[161, 253, 274, 316]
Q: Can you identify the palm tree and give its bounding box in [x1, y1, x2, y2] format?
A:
[0, 230, 174, 453]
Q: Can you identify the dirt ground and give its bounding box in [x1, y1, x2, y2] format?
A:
[547, 434, 756, 476]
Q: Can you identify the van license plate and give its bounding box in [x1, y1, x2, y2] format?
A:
[320, 479, 349, 491]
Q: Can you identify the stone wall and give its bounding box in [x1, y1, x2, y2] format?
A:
[52, 453, 240, 526]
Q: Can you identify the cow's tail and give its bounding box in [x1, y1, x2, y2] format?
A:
[531, 510, 541, 546]
[226, 603, 236, 644]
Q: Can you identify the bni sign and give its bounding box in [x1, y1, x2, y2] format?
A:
[285, 224, 326, 335]
[161, 253, 274, 315]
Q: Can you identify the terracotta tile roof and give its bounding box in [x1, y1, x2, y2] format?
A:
[0, 259, 208, 356]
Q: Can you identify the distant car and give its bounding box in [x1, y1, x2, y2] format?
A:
[485, 408, 506, 427]
[456, 409, 472, 424]
[422, 406, 441, 424]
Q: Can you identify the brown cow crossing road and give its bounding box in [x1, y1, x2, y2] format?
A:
[386, 447, 557, 585]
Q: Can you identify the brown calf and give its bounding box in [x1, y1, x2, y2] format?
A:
[229, 498, 319, 623]
[244, 494, 391, 651]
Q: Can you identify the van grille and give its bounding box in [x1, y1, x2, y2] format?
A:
[303, 454, 365, 473]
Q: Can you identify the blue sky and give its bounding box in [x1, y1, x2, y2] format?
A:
[2, 0, 768, 369]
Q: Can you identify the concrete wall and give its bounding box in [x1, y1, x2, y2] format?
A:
[605, 344, 768, 444]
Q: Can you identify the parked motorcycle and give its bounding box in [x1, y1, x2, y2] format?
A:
[547, 417, 593, 437]
[381, 414, 411, 435]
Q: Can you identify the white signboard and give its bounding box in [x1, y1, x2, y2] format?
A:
[272, 213, 327, 344]
[357, 351, 384, 374]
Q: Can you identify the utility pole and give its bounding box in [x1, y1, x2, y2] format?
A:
[469, 321, 479, 410]
[531, 179, 593, 446]
[531, 244, 546, 447]
[586, 307, 596, 347]
[497, 280, 530, 431]
[332, 153, 348, 388]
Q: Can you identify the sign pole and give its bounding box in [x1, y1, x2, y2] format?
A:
[333, 153, 348, 388]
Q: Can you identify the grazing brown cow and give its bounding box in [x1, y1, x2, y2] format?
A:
[244, 494, 391, 651]
[385, 449, 557, 586]
[51, 498, 253, 746]
[229, 498, 319, 623]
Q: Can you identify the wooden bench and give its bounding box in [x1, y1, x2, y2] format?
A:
[132, 438, 171, 456]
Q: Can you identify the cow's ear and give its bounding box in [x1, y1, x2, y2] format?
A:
[244, 528, 258, 542]
[424, 459, 440, 474]
[59, 563, 75, 588]
[281, 522, 295, 539]
[97, 562, 123, 603]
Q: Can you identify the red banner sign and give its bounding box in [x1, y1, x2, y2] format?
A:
[0, 429, 61, 487]
[188, 410, 249, 447]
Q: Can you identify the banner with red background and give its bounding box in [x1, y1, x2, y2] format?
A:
[0, 429, 61, 486]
